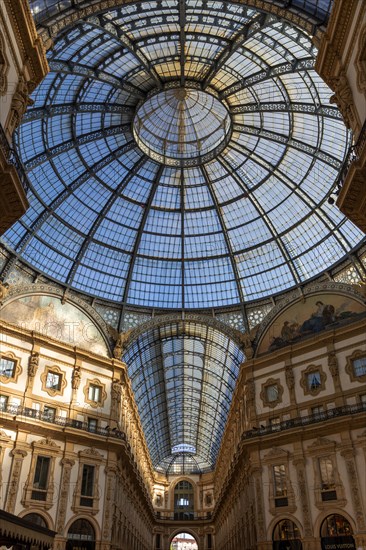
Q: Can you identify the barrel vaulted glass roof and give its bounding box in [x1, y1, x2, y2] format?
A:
[3, 0, 364, 312]
[123, 321, 243, 473]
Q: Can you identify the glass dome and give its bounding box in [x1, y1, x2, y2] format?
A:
[2, 0, 364, 311]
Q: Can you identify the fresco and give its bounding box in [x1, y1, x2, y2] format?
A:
[1, 295, 108, 356]
[258, 293, 365, 354]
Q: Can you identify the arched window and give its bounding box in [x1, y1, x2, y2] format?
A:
[22, 513, 48, 528]
[174, 480, 194, 520]
[273, 519, 302, 550]
[321, 514, 354, 538]
[67, 519, 95, 550]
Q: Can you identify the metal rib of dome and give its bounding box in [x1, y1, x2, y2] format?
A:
[2, 1, 365, 311]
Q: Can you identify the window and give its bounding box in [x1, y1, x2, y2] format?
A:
[43, 406, 56, 422]
[46, 371, 61, 390]
[353, 356, 366, 377]
[301, 364, 326, 396]
[41, 365, 66, 396]
[87, 418, 97, 432]
[266, 384, 279, 402]
[319, 457, 337, 501]
[360, 394, 366, 405]
[32, 456, 50, 500]
[174, 480, 194, 520]
[273, 464, 288, 507]
[84, 379, 106, 408]
[0, 394, 8, 411]
[346, 350, 366, 382]
[0, 357, 15, 378]
[80, 464, 95, 507]
[312, 405, 324, 415]
[273, 464, 287, 497]
[88, 384, 101, 403]
[319, 458, 335, 490]
[307, 370, 321, 391]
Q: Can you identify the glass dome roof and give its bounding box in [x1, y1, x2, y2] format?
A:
[123, 320, 243, 473]
[3, 0, 364, 311]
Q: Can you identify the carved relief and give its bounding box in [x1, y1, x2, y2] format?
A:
[103, 466, 117, 540]
[28, 351, 39, 378]
[328, 351, 339, 378]
[6, 449, 27, 513]
[7, 77, 34, 133]
[56, 458, 75, 533]
[293, 458, 313, 537]
[341, 449, 366, 530]
[356, 25, 366, 93]
[0, 34, 9, 96]
[329, 71, 355, 129]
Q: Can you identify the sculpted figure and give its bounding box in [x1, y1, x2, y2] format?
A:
[28, 352, 39, 377]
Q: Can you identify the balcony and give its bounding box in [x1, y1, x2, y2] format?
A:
[1, 404, 126, 440]
[243, 400, 366, 440]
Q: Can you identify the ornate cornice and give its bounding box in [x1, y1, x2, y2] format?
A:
[3, 0, 48, 88]
[315, 0, 359, 80]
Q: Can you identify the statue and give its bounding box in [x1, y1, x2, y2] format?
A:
[285, 365, 295, 390]
[0, 281, 9, 304]
[9, 77, 34, 131]
[239, 331, 254, 360]
[72, 366, 81, 390]
[28, 352, 39, 377]
[328, 351, 339, 378]
[329, 72, 354, 129]
[112, 329, 132, 359]
[112, 378, 122, 400]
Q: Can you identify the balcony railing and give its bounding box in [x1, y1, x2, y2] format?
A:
[243, 401, 366, 440]
[0, 403, 126, 440]
[155, 512, 212, 521]
[0, 124, 30, 194]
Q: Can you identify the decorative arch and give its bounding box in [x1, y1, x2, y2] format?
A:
[125, 313, 245, 350]
[314, 509, 357, 539]
[0, 283, 112, 356]
[268, 515, 303, 541]
[65, 515, 100, 548]
[169, 529, 200, 550]
[255, 282, 366, 355]
[19, 510, 54, 530]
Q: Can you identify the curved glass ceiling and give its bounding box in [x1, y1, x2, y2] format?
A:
[123, 321, 243, 474]
[3, 1, 364, 310]
[133, 88, 232, 165]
